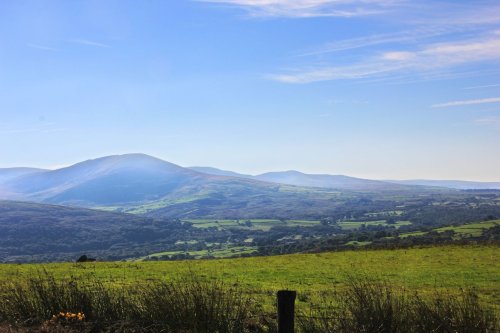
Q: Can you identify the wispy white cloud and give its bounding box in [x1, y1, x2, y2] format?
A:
[269, 61, 404, 83]
[270, 34, 500, 83]
[298, 28, 453, 56]
[297, 3, 500, 56]
[475, 116, 500, 129]
[70, 39, 110, 48]
[463, 83, 500, 90]
[368, 68, 500, 87]
[409, 3, 500, 27]
[26, 43, 58, 51]
[199, 0, 403, 18]
[381, 51, 416, 61]
[432, 97, 500, 108]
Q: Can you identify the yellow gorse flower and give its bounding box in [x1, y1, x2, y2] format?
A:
[51, 311, 86, 323]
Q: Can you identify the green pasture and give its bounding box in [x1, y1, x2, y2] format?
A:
[400, 220, 499, 239]
[0, 245, 498, 309]
[436, 220, 499, 238]
[338, 220, 411, 230]
[185, 219, 321, 230]
[143, 245, 257, 260]
[185, 218, 412, 231]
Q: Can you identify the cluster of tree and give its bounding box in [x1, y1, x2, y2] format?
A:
[255, 222, 499, 256]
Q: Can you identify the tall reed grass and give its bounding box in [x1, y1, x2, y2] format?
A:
[0, 273, 497, 332]
[0, 272, 260, 332]
[298, 278, 498, 333]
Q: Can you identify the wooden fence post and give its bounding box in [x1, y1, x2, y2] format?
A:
[277, 290, 296, 333]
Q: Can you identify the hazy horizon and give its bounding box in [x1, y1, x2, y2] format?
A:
[1, 152, 499, 183]
[1, 1, 499, 181]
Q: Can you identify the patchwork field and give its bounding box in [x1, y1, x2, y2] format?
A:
[400, 220, 499, 238]
[185, 219, 322, 230]
[144, 245, 257, 260]
[185, 218, 412, 231]
[337, 220, 411, 230]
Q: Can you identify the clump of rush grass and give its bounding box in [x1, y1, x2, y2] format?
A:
[0, 272, 497, 332]
[0, 272, 262, 332]
[298, 277, 498, 333]
[410, 288, 498, 333]
[131, 277, 257, 333]
[0, 271, 98, 325]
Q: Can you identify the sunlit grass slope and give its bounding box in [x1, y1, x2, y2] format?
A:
[0, 245, 497, 309]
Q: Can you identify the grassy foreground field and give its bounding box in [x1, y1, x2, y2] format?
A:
[0, 244, 498, 310]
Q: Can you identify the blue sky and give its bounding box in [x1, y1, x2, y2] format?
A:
[0, 0, 499, 181]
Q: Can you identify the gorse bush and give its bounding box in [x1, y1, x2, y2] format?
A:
[0, 273, 497, 332]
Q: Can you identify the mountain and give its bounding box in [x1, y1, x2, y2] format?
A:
[0, 167, 46, 184]
[254, 170, 403, 191]
[1, 154, 214, 205]
[0, 200, 189, 262]
[189, 166, 252, 179]
[190, 167, 414, 191]
[386, 179, 500, 190]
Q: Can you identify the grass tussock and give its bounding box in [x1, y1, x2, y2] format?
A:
[0, 273, 497, 332]
[0, 272, 260, 333]
[298, 278, 498, 333]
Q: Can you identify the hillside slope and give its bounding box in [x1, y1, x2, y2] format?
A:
[0, 167, 46, 184]
[0, 200, 190, 262]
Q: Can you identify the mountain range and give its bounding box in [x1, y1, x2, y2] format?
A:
[191, 167, 416, 191]
[189, 166, 500, 190]
[0, 153, 497, 218]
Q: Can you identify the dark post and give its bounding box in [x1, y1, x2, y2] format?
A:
[277, 290, 296, 333]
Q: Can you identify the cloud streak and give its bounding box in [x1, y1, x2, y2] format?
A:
[199, 0, 402, 18]
[463, 83, 500, 90]
[432, 97, 500, 108]
[298, 28, 453, 56]
[26, 44, 58, 51]
[475, 116, 500, 129]
[70, 39, 110, 48]
[270, 34, 500, 83]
